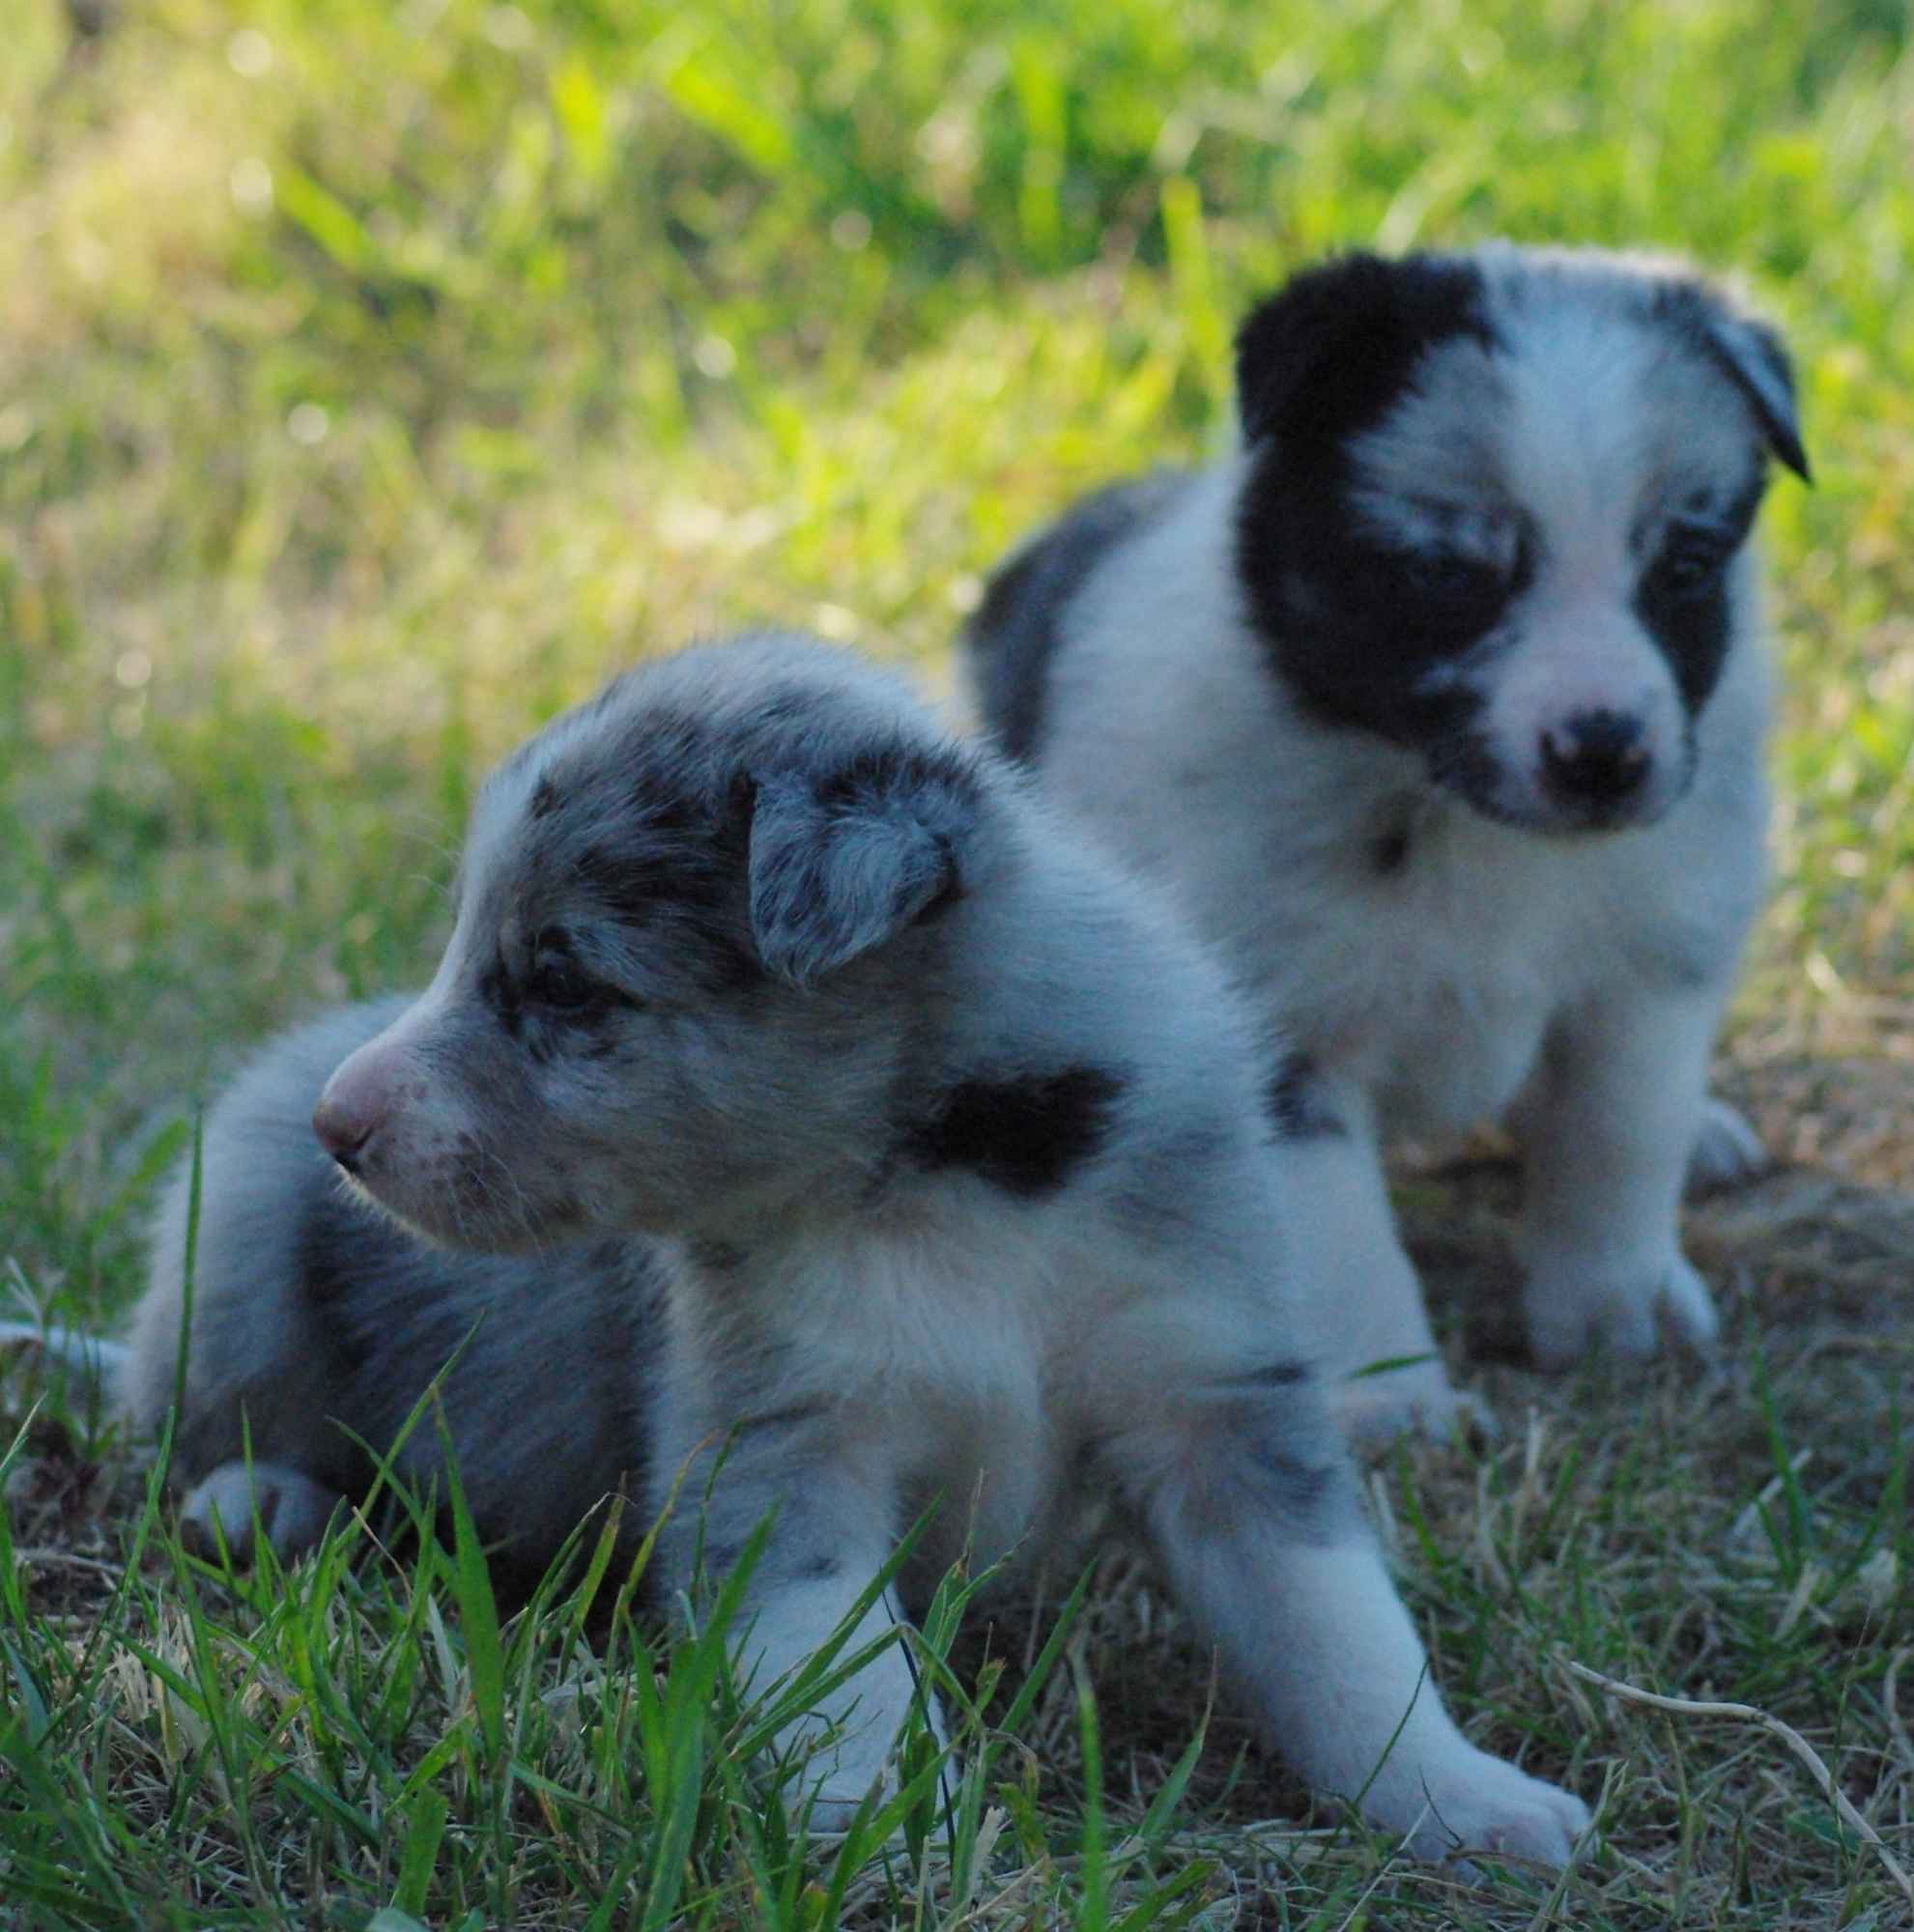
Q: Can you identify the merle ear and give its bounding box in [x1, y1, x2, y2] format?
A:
[1685, 297, 1811, 483]
[746, 747, 977, 989]
[1233, 251, 1487, 444]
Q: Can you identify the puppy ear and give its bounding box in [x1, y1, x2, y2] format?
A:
[746, 747, 976, 989]
[1686, 300, 1811, 484]
[1233, 251, 1488, 444]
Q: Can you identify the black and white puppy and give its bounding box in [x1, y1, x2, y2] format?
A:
[966, 245, 1808, 1439]
[119, 634, 1587, 1860]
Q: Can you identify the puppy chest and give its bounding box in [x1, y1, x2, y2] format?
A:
[780, 1238, 1064, 1541]
[1295, 861, 1574, 1134]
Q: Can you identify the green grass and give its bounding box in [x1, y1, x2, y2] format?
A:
[3, 0, 1913, 1923]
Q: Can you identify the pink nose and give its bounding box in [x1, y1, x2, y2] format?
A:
[312, 1043, 406, 1173]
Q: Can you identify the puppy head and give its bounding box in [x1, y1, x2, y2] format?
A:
[312, 635, 986, 1249]
[1234, 244, 1808, 834]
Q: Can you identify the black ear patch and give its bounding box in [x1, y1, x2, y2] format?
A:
[1233, 251, 1493, 447]
[747, 743, 980, 989]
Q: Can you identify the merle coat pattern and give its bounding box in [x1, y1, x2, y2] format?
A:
[122, 634, 1587, 1861]
[966, 245, 1808, 1438]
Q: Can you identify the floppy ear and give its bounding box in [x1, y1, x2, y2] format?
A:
[1233, 251, 1487, 445]
[1687, 300, 1811, 483]
[746, 749, 976, 989]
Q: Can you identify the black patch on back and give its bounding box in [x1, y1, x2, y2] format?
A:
[1231, 252, 1517, 751]
[1264, 1051, 1347, 1141]
[904, 1065, 1126, 1198]
[968, 475, 1190, 762]
[528, 775, 562, 820]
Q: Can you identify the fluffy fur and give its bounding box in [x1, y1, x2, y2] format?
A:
[122, 633, 1586, 1860]
[966, 244, 1808, 1438]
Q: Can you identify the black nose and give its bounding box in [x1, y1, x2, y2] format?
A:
[1540, 710, 1649, 811]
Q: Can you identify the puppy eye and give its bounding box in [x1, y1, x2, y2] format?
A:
[1402, 550, 1500, 602]
[525, 935, 606, 1013]
[1656, 525, 1737, 593]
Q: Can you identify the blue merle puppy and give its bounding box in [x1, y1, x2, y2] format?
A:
[967, 244, 1809, 1440]
[115, 633, 1586, 1860]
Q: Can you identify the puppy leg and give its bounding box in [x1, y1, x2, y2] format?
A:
[1112, 1379, 1587, 1863]
[655, 1392, 932, 1828]
[1512, 990, 1722, 1368]
[180, 1461, 342, 1561]
[1276, 1074, 1486, 1446]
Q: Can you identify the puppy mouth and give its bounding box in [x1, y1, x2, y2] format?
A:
[332, 1152, 582, 1255]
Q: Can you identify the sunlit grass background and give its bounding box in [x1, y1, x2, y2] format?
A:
[3, 1, 1912, 1925]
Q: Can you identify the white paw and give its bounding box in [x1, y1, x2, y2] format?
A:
[1335, 1358, 1498, 1451]
[181, 1461, 340, 1560]
[784, 1710, 916, 1833]
[772, 1656, 943, 1833]
[1685, 1098, 1769, 1196]
[1386, 1743, 1591, 1865]
[1523, 1249, 1718, 1371]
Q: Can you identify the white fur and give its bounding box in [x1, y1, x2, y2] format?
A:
[120, 633, 1590, 1861]
[980, 249, 1793, 1432]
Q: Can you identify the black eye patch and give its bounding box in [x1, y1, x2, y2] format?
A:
[1648, 519, 1746, 597]
[1391, 542, 1519, 620]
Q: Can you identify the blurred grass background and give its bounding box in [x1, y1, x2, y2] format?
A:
[3, 0, 1912, 1321]
[4, 10, 1914, 1926]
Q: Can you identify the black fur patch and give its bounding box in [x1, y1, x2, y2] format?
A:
[968, 475, 1190, 762]
[528, 775, 562, 819]
[1233, 253, 1522, 752]
[904, 1065, 1126, 1198]
[1633, 478, 1764, 715]
[534, 749, 759, 994]
[1264, 1052, 1347, 1141]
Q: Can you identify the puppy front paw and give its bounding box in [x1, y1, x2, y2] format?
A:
[1385, 1744, 1590, 1866]
[180, 1461, 340, 1560]
[771, 1651, 945, 1833]
[1334, 1357, 1498, 1452]
[1522, 1249, 1718, 1371]
[1685, 1097, 1769, 1196]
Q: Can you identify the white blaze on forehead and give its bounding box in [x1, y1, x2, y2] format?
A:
[1490, 297, 1757, 584]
